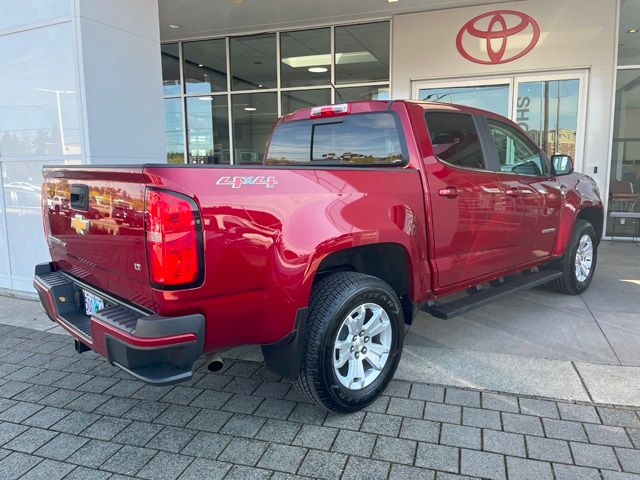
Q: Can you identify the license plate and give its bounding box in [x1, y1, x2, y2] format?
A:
[83, 290, 104, 316]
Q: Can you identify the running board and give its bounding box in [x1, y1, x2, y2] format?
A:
[423, 270, 563, 320]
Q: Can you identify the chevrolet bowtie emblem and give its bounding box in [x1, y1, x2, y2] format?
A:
[71, 214, 90, 235]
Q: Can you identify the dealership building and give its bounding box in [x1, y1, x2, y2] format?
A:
[0, 0, 636, 294]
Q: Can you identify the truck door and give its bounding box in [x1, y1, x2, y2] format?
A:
[423, 111, 517, 289]
[483, 117, 562, 263]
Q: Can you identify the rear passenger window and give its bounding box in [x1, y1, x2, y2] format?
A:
[424, 112, 485, 170]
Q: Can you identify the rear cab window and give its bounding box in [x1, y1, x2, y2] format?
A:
[266, 112, 406, 166]
[424, 112, 486, 170]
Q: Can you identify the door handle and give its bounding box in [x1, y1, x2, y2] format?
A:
[438, 187, 464, 198]
[505, 188, 523, 197]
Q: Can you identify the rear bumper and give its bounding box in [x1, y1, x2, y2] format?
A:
[33, 262, 204, 386]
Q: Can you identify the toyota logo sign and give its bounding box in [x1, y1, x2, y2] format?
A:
[456, 10, 540, 65]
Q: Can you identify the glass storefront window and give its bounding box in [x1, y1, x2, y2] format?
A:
[232, 93, 278, 164]
[281, 28, 331, 88]
[618, 0, 640, 65]
[516, 79, 579, 160]
[162, 21, 390, 164]
[186, 96, 230, 164]
[607, 69, 640, 237]
[161, 43, 181, 96]
[281, 89, 331, 114]
[0, 21, 81, 158]
[2, 160, 50, 280]
[0, 0, 70, 30]
[337, 85, 390, 102]
[335, 22, 390, 84]
[230, 33, 277, 91]
[164, 98, 184, 164]
[183, 39, 227, 94]
[417, 84, 510, 118]
[416, 78, 580, 161]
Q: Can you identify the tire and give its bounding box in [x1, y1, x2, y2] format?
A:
[546, 219, 598, 295]
[295, 272, 405, 413]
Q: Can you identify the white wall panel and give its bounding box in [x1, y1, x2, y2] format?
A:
[75, 0, 165, 165]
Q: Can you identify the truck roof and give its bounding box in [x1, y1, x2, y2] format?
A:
[280, 99, 498, 123]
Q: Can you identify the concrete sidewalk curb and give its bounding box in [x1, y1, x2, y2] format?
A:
[223, 344, 640, 407]
[397, 345, 590, 402]
[575, 362, 640, 406]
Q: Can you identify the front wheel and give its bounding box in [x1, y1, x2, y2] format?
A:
[547, 219, 598, 295]
[295, 272, 404, 413]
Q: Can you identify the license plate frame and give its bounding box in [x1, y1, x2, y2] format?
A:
[83, 290, 105, 316]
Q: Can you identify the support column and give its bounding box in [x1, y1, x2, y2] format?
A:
[75, 0, 165, 165]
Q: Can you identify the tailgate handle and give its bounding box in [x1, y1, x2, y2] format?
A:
[70, 184, 89, 211]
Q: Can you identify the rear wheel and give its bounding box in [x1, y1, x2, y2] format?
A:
[295, 272, 404, 413]
[547, 219, 597, 295]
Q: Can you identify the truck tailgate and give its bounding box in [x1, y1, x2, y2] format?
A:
[42, 167, 154, 310]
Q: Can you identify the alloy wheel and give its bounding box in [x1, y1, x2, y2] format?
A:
[575, 234, 593, 283]
[333, 303, 393, 390]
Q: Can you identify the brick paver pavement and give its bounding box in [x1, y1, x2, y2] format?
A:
[0, 324, 639, 479]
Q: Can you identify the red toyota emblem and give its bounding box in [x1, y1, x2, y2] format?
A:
[456, 10, 540, 65]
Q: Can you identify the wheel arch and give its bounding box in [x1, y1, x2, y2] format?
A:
[576, 206, 604, 244]
[553, 202, 604, 257]
[261, 242, 416, 381]
[312, 242, 416, 325]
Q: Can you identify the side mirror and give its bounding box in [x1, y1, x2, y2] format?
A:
[551, 154, 574, 176]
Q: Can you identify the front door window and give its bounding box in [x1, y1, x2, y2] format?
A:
[487, 118, 547, 177]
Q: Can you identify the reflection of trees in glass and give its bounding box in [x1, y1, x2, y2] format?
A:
[167, 152, 185, 164]
[164, 97, 185, 164]
[320, 152, 402, 164]
[266, 152, 402, 165]
[523, 128, 576, 158]
[518, 79, 578, 159]
[1, 133, 23, 156]
[0, 125, 62, 157]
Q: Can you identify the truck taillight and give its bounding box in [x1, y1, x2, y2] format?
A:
[145, 188, 203, 289]
[310, 103, 350, 118]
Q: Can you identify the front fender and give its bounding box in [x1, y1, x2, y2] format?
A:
[552, 174, 604, 257]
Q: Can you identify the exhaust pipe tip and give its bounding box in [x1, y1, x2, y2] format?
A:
[207, 359, 224, 372]
[204, 353, 224, 372]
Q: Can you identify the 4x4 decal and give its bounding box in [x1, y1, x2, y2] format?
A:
[216, 176, 278, 189]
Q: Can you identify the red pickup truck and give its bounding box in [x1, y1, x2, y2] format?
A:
[34, 100, 603, 413]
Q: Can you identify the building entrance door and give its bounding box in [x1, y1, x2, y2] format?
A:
[413, 71, 587, 171]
